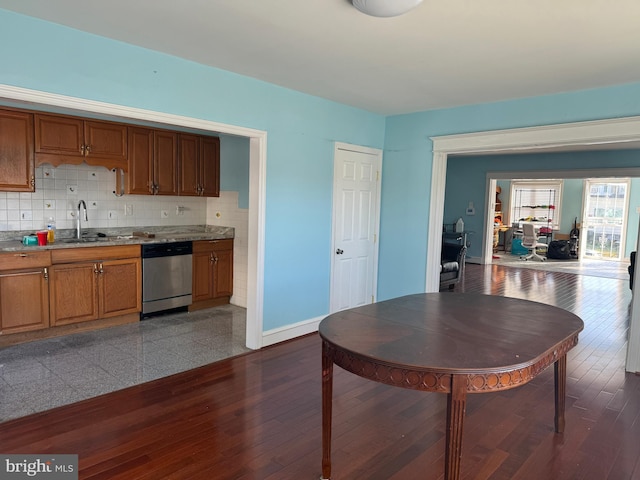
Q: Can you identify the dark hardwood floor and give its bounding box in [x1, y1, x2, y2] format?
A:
[1, 264, 639, 479]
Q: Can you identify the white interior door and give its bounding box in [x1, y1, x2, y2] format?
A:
[330, 143, 382, 313]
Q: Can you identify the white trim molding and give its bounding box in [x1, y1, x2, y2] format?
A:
[262, 316, 324, 347]
[0, 84, 267, 350]
[429, 115, 640, 373]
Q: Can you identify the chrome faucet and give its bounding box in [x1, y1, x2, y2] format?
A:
[77, 200, 88, 239]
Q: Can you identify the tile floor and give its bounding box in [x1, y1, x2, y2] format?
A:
[0, 305, 249, 423]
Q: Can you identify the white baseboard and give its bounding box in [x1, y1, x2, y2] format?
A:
[262, 315, 324, 347]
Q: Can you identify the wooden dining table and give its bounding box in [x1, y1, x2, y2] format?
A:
[319, 293, 584, 480]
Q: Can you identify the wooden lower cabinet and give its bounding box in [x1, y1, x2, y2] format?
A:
[50, 246, 141, 327]
[0, 267, 50, 334]
[191, 239, 233, 310]
[0, 251, 51, 335]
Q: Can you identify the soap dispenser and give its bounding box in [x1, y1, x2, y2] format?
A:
[455, 217, 464, 233]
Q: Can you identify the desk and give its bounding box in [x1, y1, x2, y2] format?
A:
[319, 293, 584, 480]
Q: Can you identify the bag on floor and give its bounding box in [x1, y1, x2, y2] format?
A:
[547, 240, 571, 260]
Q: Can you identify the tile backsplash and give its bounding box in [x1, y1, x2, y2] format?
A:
[0, 163, 207, 232]
[1, 162, 250, 310]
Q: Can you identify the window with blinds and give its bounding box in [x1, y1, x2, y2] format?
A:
[509, 180, 563, 229]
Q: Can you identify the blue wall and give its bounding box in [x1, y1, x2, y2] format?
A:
[0, 9, 386, 331]
[219, 135, 250, 209]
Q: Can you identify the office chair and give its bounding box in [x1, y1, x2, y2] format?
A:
[520, 223, 547, 261]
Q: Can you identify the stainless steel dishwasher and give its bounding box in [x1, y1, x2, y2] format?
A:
[141, 241, 193, 316]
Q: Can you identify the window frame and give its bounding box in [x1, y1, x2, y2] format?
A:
[508, 180, 563, 230]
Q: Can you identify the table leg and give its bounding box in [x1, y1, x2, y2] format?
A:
[554, 355, 567, 433]
[321, 342, 334, 480]
[445, 374, 467, 480]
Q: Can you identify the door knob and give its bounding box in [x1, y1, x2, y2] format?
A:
[336, 249, 344, 254]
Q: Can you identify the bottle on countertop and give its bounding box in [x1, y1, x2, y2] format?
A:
[46, 216, 56, 243]
[455, 217, 464, 233]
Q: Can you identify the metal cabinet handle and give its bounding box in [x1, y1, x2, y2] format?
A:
[15, 253, 28, 257]
[43, 267, 48, 280]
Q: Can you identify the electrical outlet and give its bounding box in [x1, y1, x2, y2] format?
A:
[124, 204, 133, 216]
[176, 206, 184, 216]
[161, 210, 169, 218]
[21, 211, 33, 221]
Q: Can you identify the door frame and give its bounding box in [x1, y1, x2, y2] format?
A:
[428, 115, 640, 373]
[330, 142, 382, 313]
[580, 177, 631, 261]
[0, 83, 267, 350]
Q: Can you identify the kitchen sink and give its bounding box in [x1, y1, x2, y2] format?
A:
[59, 237, 110, 244]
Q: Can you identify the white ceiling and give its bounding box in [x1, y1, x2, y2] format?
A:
[1, 0, 639, 115]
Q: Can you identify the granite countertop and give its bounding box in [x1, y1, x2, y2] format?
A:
[0, 225, 234, 253]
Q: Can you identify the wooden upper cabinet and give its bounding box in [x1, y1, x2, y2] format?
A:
[127, 127, 154, 194]
[34, 113, 127, 170]
[83, 120, 128, 167]
[154, 130, 178, 195]
[200, 136, 220, 197]
[0, 108, 35, 192]
[178, 134, 220, 197]
[179, 134, 200, 196]
[127, 127, 177, 195]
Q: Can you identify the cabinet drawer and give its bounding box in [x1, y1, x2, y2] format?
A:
[193, 238, 233, 253]
[52, 245, 140, 264]
[0, 251, 51, 270]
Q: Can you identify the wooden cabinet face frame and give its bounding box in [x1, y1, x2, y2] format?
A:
[178, 134, 220, 197]
[0, 108, 35, 192]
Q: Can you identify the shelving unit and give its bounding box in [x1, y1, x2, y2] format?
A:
[512, 188, 556, 230]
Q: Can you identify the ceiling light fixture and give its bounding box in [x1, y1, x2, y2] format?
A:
[352, 0, 423, 17]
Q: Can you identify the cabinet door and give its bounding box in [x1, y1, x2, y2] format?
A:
[178, 134, 200, 196]
[0, 268, 49, 334]
[212, 247, 233, 298]
[127, 127, 154, 194]
[154, 130, 178, 195]
[50, 262, 99, 326]
[99, 257, 141, 318]
[84, 120, 127, 169]
[192, 250, 214, 302]
[0, 109, 35, 192]
[34, 113, 84, 165]
[200, 136, 220, 197]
